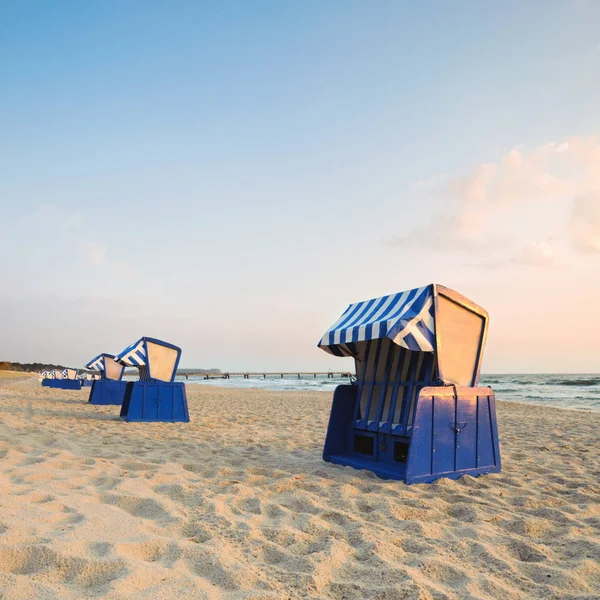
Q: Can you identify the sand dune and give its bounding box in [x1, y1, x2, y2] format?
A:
[0, 377, 598, 599]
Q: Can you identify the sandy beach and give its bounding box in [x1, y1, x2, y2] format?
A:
[0, 375, 598, 599]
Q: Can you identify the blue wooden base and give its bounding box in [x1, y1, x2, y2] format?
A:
[120, 381, 189, 423]
[323, 384, 501, 484]
[82, 380, 93, 387]
[45, 379, 83, 390]
[88, 379, 128, 405]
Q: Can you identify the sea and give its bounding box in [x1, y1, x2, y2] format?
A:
[178, 373, 600, 412]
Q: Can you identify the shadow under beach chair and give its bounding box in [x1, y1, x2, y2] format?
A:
[115, 337, 190, 423]
[318, 283, 501, 484]
[86, 353, 128, 405]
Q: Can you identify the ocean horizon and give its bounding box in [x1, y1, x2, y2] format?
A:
[141, 372, 600, 413]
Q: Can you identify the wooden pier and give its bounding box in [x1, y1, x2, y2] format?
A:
[202, 372, 354, 380]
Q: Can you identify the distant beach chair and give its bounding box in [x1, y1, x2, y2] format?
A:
[82, 373, 100, 386]
[115, 337, 189, 423]
[318, 284, 501, 484]
[40, 370, 52, 386]
[47, 368, 83, 390]
[78, 372, 93, 387]
[85, 354, 128, 404]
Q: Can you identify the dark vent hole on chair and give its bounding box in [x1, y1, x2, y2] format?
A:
[394, 441, 409, 463]
[354, 434, 375, 456]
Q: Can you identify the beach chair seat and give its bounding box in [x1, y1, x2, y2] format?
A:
[319, 284, 501, 484]
[115, 337, 189, 423]
[85, 354, 128, 405]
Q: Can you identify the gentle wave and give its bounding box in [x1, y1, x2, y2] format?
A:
[179, 373, 600, 411]
[481, 379, 537, 386]
[545, 378, 600, 387]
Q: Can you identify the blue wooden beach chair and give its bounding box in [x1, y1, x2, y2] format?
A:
[40, 370, 52, 386]
[318, 284, 501, 484]
[83, 373, 99, 387]
[115, 337, 189, 423]
[79, 373, 93, 387]
[45, 368, 83, 390]
[85, 354, 128, 405]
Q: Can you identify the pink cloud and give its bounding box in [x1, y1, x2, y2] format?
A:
[569, 191, 600, 253]
[511, 241, 562, 268]
[396, 136, 600, 265]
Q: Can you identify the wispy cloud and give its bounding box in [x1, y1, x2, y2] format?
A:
[569, 191, 600, 254]
[84, 242, 108, 268]
[510, 241, 562, 268]
[29, 203, 84, 230]
[393, 136, 600, 267]
[410, 174, 447, 192]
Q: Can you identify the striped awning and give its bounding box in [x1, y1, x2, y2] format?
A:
[85, 354, 114, 372]
[60, 368, 77, 380]
[115, 337, 182, 382]
[318, 285, 435, 357]
[115, 338, 147, 367]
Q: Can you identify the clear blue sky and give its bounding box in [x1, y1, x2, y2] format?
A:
[1, 1, 599, 372]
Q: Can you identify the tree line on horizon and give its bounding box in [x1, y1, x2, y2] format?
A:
[0, 361, 66, 373]
[0, 362, 223, 375]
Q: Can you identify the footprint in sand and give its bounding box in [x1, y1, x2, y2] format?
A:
[505, 540, 548, 563]
[0, 544, 127, 589]
[181, 521, 212, 544]
[100, 493, 173, 522]
[88, 541, 113, 558]
[185, 550, 240, 591]
[117, 540, 181, 564]
[264, 503, 287, 520]
[236, 496, 262, 515]
[20, 456, 46, 466]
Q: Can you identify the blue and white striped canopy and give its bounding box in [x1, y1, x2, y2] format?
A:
[115, 337, 182, 382]
[85, 354, 115, 372]
[60, 368, 77, 379]
[85, 355, 105, 371]
[115, 338, 147, 367]
[318, 285, 435, 357]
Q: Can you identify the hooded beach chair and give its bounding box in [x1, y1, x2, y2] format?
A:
[85, 354, 128, 404]
[40, 370, 53, 386]
[47, 368, 83, 390]
[318, 284, 501, 484]
[84, 373, 100, 385]
[115, 337, 189, 423]
[78, 372, 93, 387]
